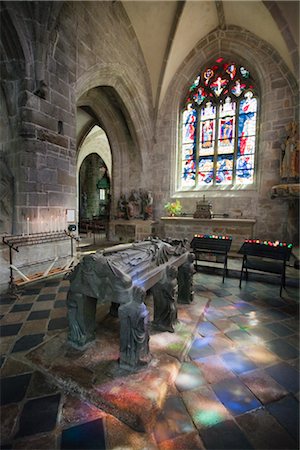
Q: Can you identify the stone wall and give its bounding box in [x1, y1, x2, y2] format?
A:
[153, 26, 299, 244]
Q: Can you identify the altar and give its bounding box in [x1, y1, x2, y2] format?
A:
[160, 216, 256, 252]
[108, 219, 157, 243]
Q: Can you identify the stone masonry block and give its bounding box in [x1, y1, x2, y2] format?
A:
[57, 169, 75, 187]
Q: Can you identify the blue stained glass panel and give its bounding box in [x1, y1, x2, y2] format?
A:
[238, 135, 256, 155]
[182, 105, 197, 144]
[218, 117, 235, 154]
[236, 154, 254, 183]
[182, 143, 194, 160]
[216, 155, 233, 184]
[238, 94, 257, 138]
[198, 157, 214, 185]
[181, 158, 196, 188]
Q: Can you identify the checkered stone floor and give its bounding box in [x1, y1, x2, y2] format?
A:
[0, 269, 299, 450]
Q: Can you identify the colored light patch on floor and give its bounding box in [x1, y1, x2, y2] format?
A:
[220, 350, 257, 374]
[212, 378, 262, 416]
[188, 337, 216, 359]
[182, 386, 231, 430]
[175, 362, 205, 391]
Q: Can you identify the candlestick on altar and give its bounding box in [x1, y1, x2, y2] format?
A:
[26, 217, 30, 236]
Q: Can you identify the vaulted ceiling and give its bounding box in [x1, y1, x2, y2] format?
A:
[122, 0, 299, 109]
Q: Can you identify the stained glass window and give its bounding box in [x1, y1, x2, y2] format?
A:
[179, 59, 258, 189]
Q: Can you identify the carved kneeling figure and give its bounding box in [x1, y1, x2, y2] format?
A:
[118, 286, 151, 371]
[151, 265, 178, 333]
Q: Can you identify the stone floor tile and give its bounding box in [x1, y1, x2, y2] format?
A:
[212, 377, 261, 416]
[211, 318, 240, 334]
[225, 329, 255, 345]
[0, 404, 21, 442]
[31, 300, 55, 311]
[197, 321, 220, 336]
[182, 385, 232, 431]
[175, 362, 206, 392]
[50, 307, 67, 319]
[247, 326, 277, 342]
[12, 333, 45, 353]
[265, 338, 299, 360]
[60, 418, 106, 449]
[26, 371, 59, 398]
[16, 393, 61, 438]
[19, 319, 49, 336]
[265, 362, 300, 393]
[13, 432, 58, 449]
[206, 333, 236, 354]
[54, 299, 66, 308]
[0, 323, 22, 337]
[265, 322, 295, 337]
[266, 395, 299, 441]
[157, 430, 205, 450]
[200, 419, 254, 449]
[105, 414, 157, 450]
[0, 336, 16, 354]
[154, 396, 195, 443]
[188, 337, 216, 359]
[239, 344, 281, 367]
[1, 373, 32, 406]
[0, 357, 33, 377]
[220, 350, 257, 374]
[240, 369, 288, 404]
[10, 304, 33, 313]
[61, 395, 105, 428]
[0, 311, 29, 325]
[27, 310, 50, 321]
[236, 407, 297, 450]
[37, 293, 56, 302]
[48, 317, 68, 331]
[194, 355, 236, 385]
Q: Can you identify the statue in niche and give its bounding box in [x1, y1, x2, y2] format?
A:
[0, 157, 14, 234]
[151, 265, 178, 333]
[117, 193, 129, 219]
[128, 189, 142, 218]
[118, 285, 150, 371]
[141, 189, 153, 220]
[178, 253, 195, 304]
[281, 121, 299, 180]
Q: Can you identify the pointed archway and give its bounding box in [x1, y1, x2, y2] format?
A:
[77, 125, 112, 238]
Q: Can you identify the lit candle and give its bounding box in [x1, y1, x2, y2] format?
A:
[26, 217, 30, 235]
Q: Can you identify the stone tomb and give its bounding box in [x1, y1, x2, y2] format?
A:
[26, 239, 207, 432]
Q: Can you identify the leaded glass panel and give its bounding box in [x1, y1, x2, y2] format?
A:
[179, 59, 258, 189]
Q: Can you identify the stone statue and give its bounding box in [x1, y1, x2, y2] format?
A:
[151, 265, 178, 333]
[178, 253, 195, 304]
[66, 253, 132, 348]
[281, 121, 299, 180]
[118, 285, 150, 371]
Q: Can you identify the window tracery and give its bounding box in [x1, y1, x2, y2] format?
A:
[179, 58, 258, 190]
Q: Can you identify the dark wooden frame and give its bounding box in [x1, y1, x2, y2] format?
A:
[190, 235, 232, 282]
[238, 241, 293, 296]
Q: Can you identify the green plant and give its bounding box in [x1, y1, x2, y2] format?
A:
[164, 199, 182, 216]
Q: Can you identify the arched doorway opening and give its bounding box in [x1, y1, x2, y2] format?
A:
[77, 125, 112, 239]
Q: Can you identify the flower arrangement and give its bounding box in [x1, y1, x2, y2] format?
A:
[164, 199, 182, 216]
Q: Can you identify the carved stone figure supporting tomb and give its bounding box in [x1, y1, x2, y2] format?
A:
[151, 265, 178, 333]
[118, 285, 150, 371]
[66, 253, 132, 348]
[178, 253, 195, 304]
